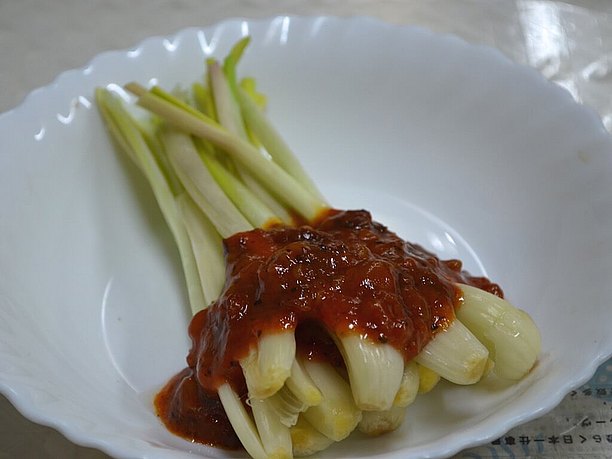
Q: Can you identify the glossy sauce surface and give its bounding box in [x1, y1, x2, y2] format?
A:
[155, 209, 501, 447]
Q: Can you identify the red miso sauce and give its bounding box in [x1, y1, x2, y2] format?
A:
[155, 209, 501, 448]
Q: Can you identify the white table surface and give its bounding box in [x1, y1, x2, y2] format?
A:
[1, 1, 611, 458]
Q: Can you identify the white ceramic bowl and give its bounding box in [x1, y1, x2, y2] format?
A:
[1, 16, 611, 459]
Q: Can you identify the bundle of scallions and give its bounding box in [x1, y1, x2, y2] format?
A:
[95, 37, 541, 459]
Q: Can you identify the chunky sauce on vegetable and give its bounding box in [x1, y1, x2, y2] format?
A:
[155, 209, 501, 447]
